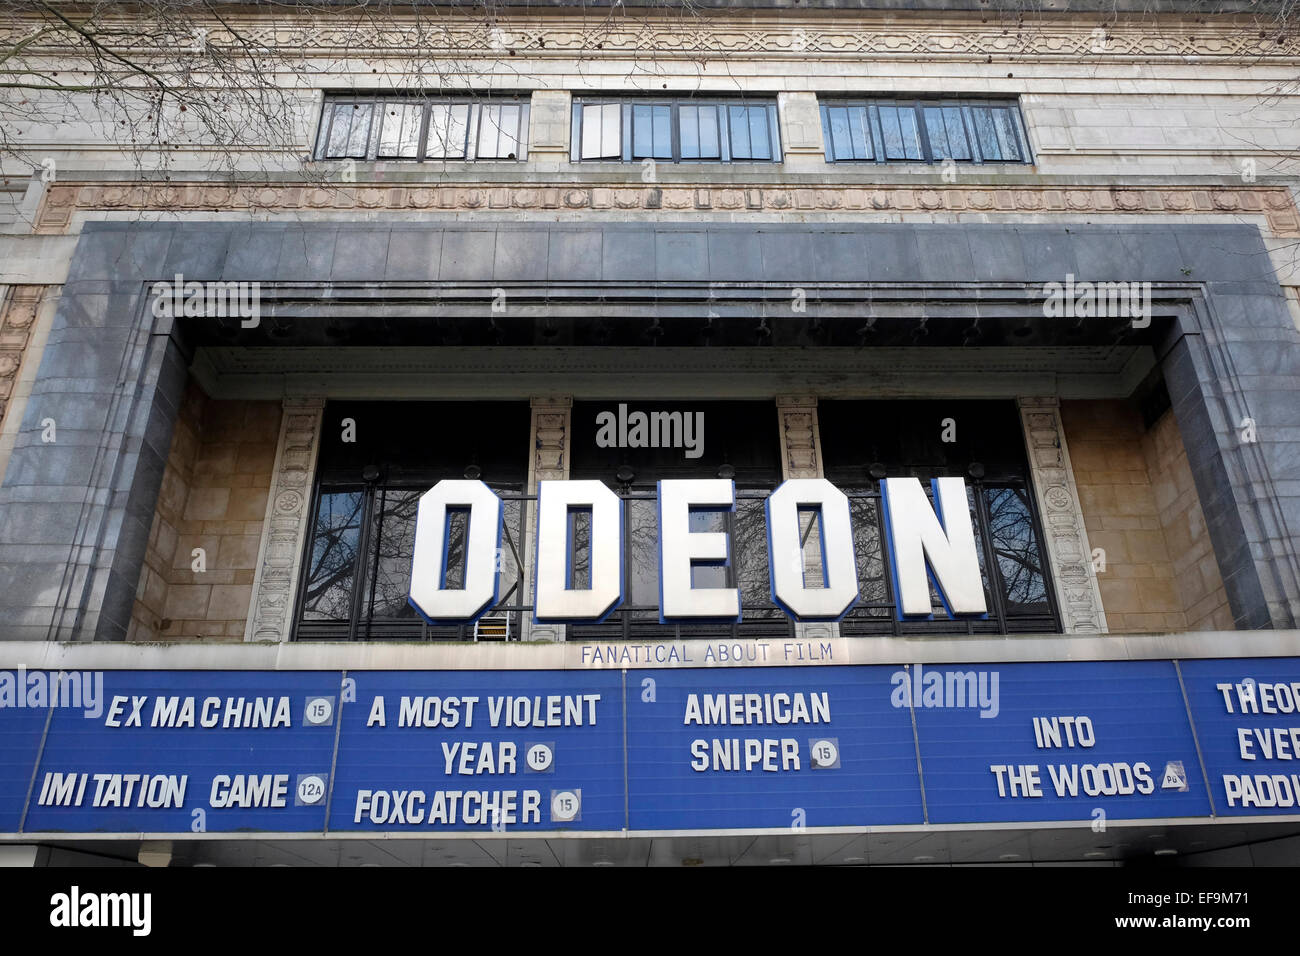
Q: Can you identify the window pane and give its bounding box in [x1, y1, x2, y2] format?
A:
[847, 107, 870, 160]
[924, 106, 971, 161]
[478, 103, 523, 159]
[878, 106, 905, 160]
[632, 104, 652, 157]
[827, 106, 852, 160]
[345, 103, 372, 158]
[627, 499, 659, 607]
[735, 494, 778, 617]
[600, 103, 620, 158]
[992, 107, 1021, 161]
[325, 104, 354, 158]
[362, 488, 420, 620]
[378, 103, 422, 158]
[653, 105, 671, 158]
[728, 106, 752, 159]
[846, 495, 890, 607]
[943, 106, 970, 160]
[680, 105, 700, 158]
[923, 107, 948, 159]
[972, 107, 1000, 161]
[879, 105, 924, 161]
[748, 107, 770, 159]
[569, 507, 592, 591]
[581, 104, 602, 158]
[302, 490, 364, 620]
[688, 508, 728, 590]
[426, 103, 468, 158]
[698, 106, 720, 158]
[631, 105, 671, 159]
[580, 103, 620, 159]
[898, 106, 923, 160]
[984, 486, 1049, 612]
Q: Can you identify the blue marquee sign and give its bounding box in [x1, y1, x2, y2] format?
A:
[1, 656, 1296, 836]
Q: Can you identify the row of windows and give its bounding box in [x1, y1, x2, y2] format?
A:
[295, 401, 1058, 642]
[312, 94, 1032, 166]
[821, 99, 1030, 164]
[314, 96, 531, 161]
[570, 99, 783, 163]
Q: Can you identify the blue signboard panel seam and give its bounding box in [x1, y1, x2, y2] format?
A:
[1173, 659, 1217, 817]
[16, 688, 56, 834]
[906, 665, 930, 825]
[321, 669, 347, 835]
[621, 667, 630, 832]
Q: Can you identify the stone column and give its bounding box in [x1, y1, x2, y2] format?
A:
[523, 395, 571, 642]
[1017, 397, 1108, 634]
[244, 397, 325, 642]
[775, 395, 837, 641]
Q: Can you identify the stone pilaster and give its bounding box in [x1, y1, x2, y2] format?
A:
[528, 91, 571, 161]
[523, 395, 571, 642]
[1017, 396, 1109, 634]
[776, 92, 827, 168]
[776, 394, 823, 479]
[244, 397, 325, 642]
[775, 395, 837, 641]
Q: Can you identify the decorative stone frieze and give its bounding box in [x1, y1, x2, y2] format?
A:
[0, 285, 42, 430]
[35, 183, 1300, 237]
[776, 395, 836, 642]
[244, 397, 325, 642]
[1018, 396, 1108, 634]
[4, 17, 1295, 62]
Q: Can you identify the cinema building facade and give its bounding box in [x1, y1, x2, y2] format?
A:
[0, 2, 1299, 866]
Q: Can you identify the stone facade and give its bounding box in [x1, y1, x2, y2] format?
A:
[1062, 398, 1232, 633]
[0, 6, 1297, 641]
[129, 383, 280, 640]
[1141, 408, 1234, 632]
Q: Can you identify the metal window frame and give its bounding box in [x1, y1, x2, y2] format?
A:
[820, 96, 1034, 166]
[293, 480, 533, 642]
[472, 101, 532, 161]
[293, 473, 1058, 642]
[832, 478, 1061, 637]
[315, 97, 379, 160]
[569, 96, 782, 165]
[313, 93, 530, 163]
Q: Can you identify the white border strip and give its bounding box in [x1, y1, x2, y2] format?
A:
[2, 630, 1299, 672]
[5, 814, 1300, 842]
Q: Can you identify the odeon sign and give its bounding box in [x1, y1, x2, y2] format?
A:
[408, 477, 989, 625]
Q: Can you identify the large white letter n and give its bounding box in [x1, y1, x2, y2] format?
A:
[881, 476, 987, 619]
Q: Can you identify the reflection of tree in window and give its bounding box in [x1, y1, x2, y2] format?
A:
[302, 490, 364, 620]
[363, 489, 422, 620]
[984, 486, 1048, 610]
[620, 490, 778, 619]
[627, 499, 659, 611]
[845, 493, 889, 611]
[734, 494, 779, 618]
[362, 490, 524, 623]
